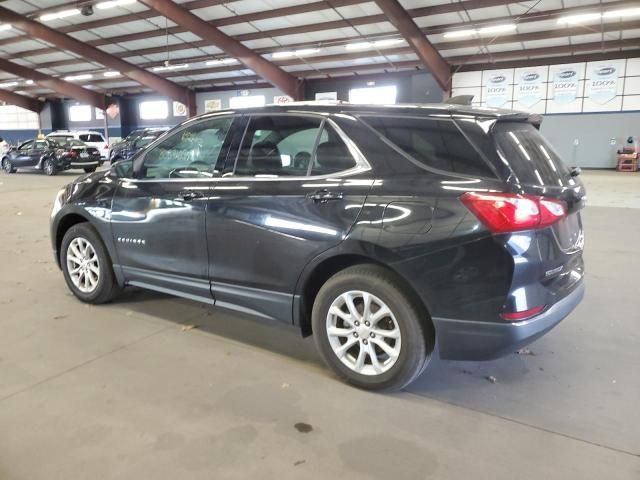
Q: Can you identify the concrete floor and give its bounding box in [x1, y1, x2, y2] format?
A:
[0, 169, 638, 479]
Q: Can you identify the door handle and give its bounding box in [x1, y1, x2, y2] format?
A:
[179, 190, 205, 202]
[307, 189, 344, 203]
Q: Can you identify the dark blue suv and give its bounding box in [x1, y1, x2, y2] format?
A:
[50, 103, 585, 391]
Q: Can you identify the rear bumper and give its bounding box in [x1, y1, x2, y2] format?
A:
[433, 281, 584, 360]
[70, 160, 100, 168]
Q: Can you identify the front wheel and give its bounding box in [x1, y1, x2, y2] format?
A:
[2, 158, 16, 173]
[43, 158, 56, 176]
[84, 167, 97, 173]
[60, 223, 120, 304]
[312, 264, 434, 392]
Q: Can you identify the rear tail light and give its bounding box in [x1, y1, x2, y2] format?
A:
[460, 192, 567, 233]
[500, 305, 545, 321]
[104, 145, 109, 149]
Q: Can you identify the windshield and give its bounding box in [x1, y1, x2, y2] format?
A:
[492, 122, 571, 186]
[136, 133, 161, 148]
[78, 133, 104, 143]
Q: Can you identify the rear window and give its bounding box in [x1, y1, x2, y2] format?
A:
[492, 122, 570, 186]
[78, 133, 104, 142]
[361, 116, 496, 178]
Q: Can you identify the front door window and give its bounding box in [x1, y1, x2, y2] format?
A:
[140, 116, 233, 179]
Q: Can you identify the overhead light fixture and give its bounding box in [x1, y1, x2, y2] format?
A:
[345, 38, 405, 50]
[25, 80, 34, 85]
[103, 71, 121, 77]
[557, 13, 602, 24]
[372, 39, 403, 47]
[444, 29, 477, 39]
[205, 58, 238, 66]
[345, 42, 373, 51]
[96, 0, 137, 9]
[152, 64, 189, 72]
[0, 81, 19, 88]
[0, 24, 11, 32]
[272, 48, 321, 59]
[40, 8, 81, 22]
[477, 24, 517, 35]
[603, 7, 640, 18]
[64, 73, 93, 81]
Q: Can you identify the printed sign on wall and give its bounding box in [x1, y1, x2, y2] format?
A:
[273, 95, 294, 104]
[315, 91, 338, 101]
[589, 63, 619, 105]
[204, 99, 222, 112]
[515, 67, 546, 107]
[484, 71, 510, 108]
[552, 65, 580, 104]
[173, 101, 187, 117]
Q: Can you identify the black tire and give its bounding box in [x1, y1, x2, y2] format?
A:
[84, 167, 97, 173]
[312, 264, 434, 392]
[60, 223, 120, 304]
[43, 158, 56, 176]
[2, 158, 16, 173]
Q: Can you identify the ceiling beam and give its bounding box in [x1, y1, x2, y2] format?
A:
[453, 49, 640, 72]
[0, 88, 44, 113]
[138, 0, 301, 99]
[373, 0, 450, 92]
[25, 14, 640, 76]
[0, 0, 363, 48]
[447, 38, 640, 65]
[0, 5, 195, 113]
[0, 57, 106, 109]
[13, 0, 637, 82]
[2, 0, 521, 59]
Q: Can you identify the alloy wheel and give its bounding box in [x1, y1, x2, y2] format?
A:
[326, 290, 402, 376]
[3, 159, 11, 172]
[44, 160, 54, 175]
[66, 237, 100, 293]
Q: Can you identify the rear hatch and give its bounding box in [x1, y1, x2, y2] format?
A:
[78, 133, 107, 157]
[489, 120, 585, 308]
[491, 121, 585, 251]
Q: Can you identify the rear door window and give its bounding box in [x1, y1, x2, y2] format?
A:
[78, 133, 104, 143]
[360, 115, 496, 178]
[492, 122, 570, 186]
[233, 115, 323, 177]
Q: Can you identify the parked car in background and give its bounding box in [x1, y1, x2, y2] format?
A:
[54, 139, 102, 173]
[47, 130, 110, 160]
[1, 138, 103, 175]
[109, 128, 169, 164]
[50, 103, 586, 391]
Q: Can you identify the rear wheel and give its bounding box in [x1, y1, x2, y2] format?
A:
[84, 167, 97, 173]
[2, 158, 16, 173]
[312, 264, 434, 391]
[43, 158, 56, 176]
[60, 223, 120, 304]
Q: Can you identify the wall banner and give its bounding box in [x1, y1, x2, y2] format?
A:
[515, 68, 545, 107]
[552, 66, 580, 104]
[589, 63, 619, 105]
[204, 99, 222, 112]
[485, 72, 510, 108]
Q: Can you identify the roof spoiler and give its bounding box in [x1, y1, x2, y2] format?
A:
[444, 95, 474, 106]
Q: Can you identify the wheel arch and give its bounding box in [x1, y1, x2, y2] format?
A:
[54, 213, 90, 267]
[294, 249, 434, 338]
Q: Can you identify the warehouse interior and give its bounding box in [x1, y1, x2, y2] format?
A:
[0, 0, 639, 479]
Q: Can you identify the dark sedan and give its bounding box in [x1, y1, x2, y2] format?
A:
[1, 138, 101, 175]
[109, 128, 168, 164]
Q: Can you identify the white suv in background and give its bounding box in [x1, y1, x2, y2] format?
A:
[46, 130, 110, 160]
